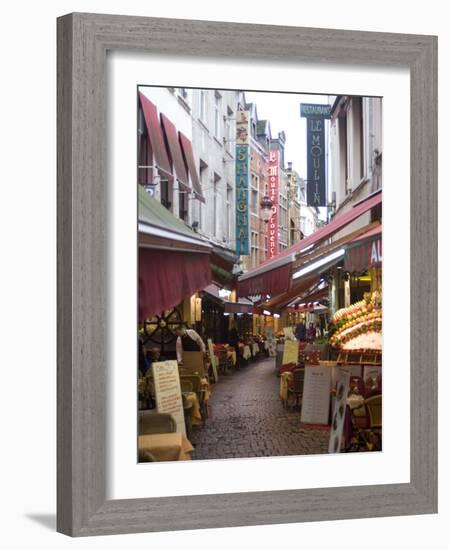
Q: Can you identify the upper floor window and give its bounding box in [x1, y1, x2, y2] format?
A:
[214, 91, 222, 139]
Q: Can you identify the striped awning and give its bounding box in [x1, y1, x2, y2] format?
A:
[160, 113, 191, 192]
[179, 132, 206, 203]
[344, 225, 382, 273]
[138, 92, 173, 182]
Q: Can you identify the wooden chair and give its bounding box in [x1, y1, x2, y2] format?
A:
[180, 373, 208, 420]
[286, 367, 305, 410]
[138, 448, 157, 462]
[178, 366, 190, 377]
[138, 411, 177, 435]
[348, 394, 382, 451]
[180, 379, 194, 393]
[217, 348, 233, 375]
[182, 393, 194, 441]
[365, 394, 382, 429]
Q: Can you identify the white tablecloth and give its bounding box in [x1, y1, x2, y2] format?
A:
[243, 345, 252, 360]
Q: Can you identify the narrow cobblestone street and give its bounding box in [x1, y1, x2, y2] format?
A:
[192, 357, 330, 460]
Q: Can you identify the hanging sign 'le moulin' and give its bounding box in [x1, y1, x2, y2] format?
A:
[300, 103, 331, 208]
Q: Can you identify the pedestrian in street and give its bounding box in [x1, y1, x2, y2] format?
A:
[175, 323, 206, 364]
[307, 322, 317, 343]
[295, 319, 306, 341]
[228, 320, 239, 349]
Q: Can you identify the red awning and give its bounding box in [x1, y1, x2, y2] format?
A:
[139, 248, 212, 320]
[179, 132, 205, 203]
[345, 225, 382, 273]
[238, 190, 382, 297]
[160, 113, 191, 192]
[224, 301, 254, 314]
[255, 274, 320, 313]
[286, 287, 329, 312]
[138, 92, 173, 181]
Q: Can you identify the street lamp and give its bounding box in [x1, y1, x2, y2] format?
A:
[260, 195, 274, 223]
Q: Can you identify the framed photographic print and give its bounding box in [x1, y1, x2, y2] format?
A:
[57, 13, 437, 536]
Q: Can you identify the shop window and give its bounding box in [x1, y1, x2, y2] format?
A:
[179, 191, 188, 221]
[160, 179, 172, 211]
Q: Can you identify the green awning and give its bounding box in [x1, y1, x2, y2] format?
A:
[138, 185, 211, 251]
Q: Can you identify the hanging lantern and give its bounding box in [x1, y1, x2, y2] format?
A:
[260, 195, 274, 223]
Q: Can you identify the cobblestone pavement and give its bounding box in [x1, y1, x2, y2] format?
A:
[192, 357, 330, 460]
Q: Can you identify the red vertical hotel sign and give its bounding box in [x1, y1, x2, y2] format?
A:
[268, 150, 279, 259]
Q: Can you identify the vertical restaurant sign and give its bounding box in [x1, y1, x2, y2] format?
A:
[268, 150, 279, 259]
[235, 144, 249, 255]
[236, 110, 249, 145]
[300, 103, 331, 207]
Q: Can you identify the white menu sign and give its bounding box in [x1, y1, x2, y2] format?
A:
[300, 366, 332, 425]
[152, 360, 185, 435]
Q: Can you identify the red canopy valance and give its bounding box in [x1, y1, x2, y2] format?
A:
[139, 248, 211, 320]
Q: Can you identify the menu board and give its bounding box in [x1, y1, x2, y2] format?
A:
[300, 366, 332, 425]
[282, 340, 299, 365]
[207, 338, 218, 383]
[328, 368, 351, 453]
[152, 360, 185, 435]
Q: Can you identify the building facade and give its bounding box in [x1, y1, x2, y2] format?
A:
[330, 95, 382, 236]
[328, 95, 383, 313]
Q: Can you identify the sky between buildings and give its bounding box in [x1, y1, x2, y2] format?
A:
[244, 91, 332, 182]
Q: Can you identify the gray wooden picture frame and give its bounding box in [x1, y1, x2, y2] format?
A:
[57, 12, 438, 537]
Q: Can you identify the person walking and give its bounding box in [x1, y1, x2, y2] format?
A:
[228, 321, 239, 349]
[175, 323, 206, 364]
[307, 322, 317, 343]
[295, 320, 306, 341]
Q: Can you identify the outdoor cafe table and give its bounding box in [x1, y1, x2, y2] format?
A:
[183, 392, 202, 425]
[251, 342, 260, 356]
[242, 345, 252, 360]
[138, 432, 194, 461]
[213, 345, 237, 366]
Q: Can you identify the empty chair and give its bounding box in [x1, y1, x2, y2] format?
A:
[138, 411, 177, 435]
[138, 448, 157, 462]
[350, 394, 382, 451]
[286, 367, 305, 410]
[180, 373, 208, 420]
[364, 394, 382, 430]
[180, 378, 194, 393]
[182, 393, 194, 441]
[218, 349, 233, 375]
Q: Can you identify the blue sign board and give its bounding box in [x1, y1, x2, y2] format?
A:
[300, 103, 331, 207]
[306, 117, 326, 206]
[235, 145, 249, 255]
